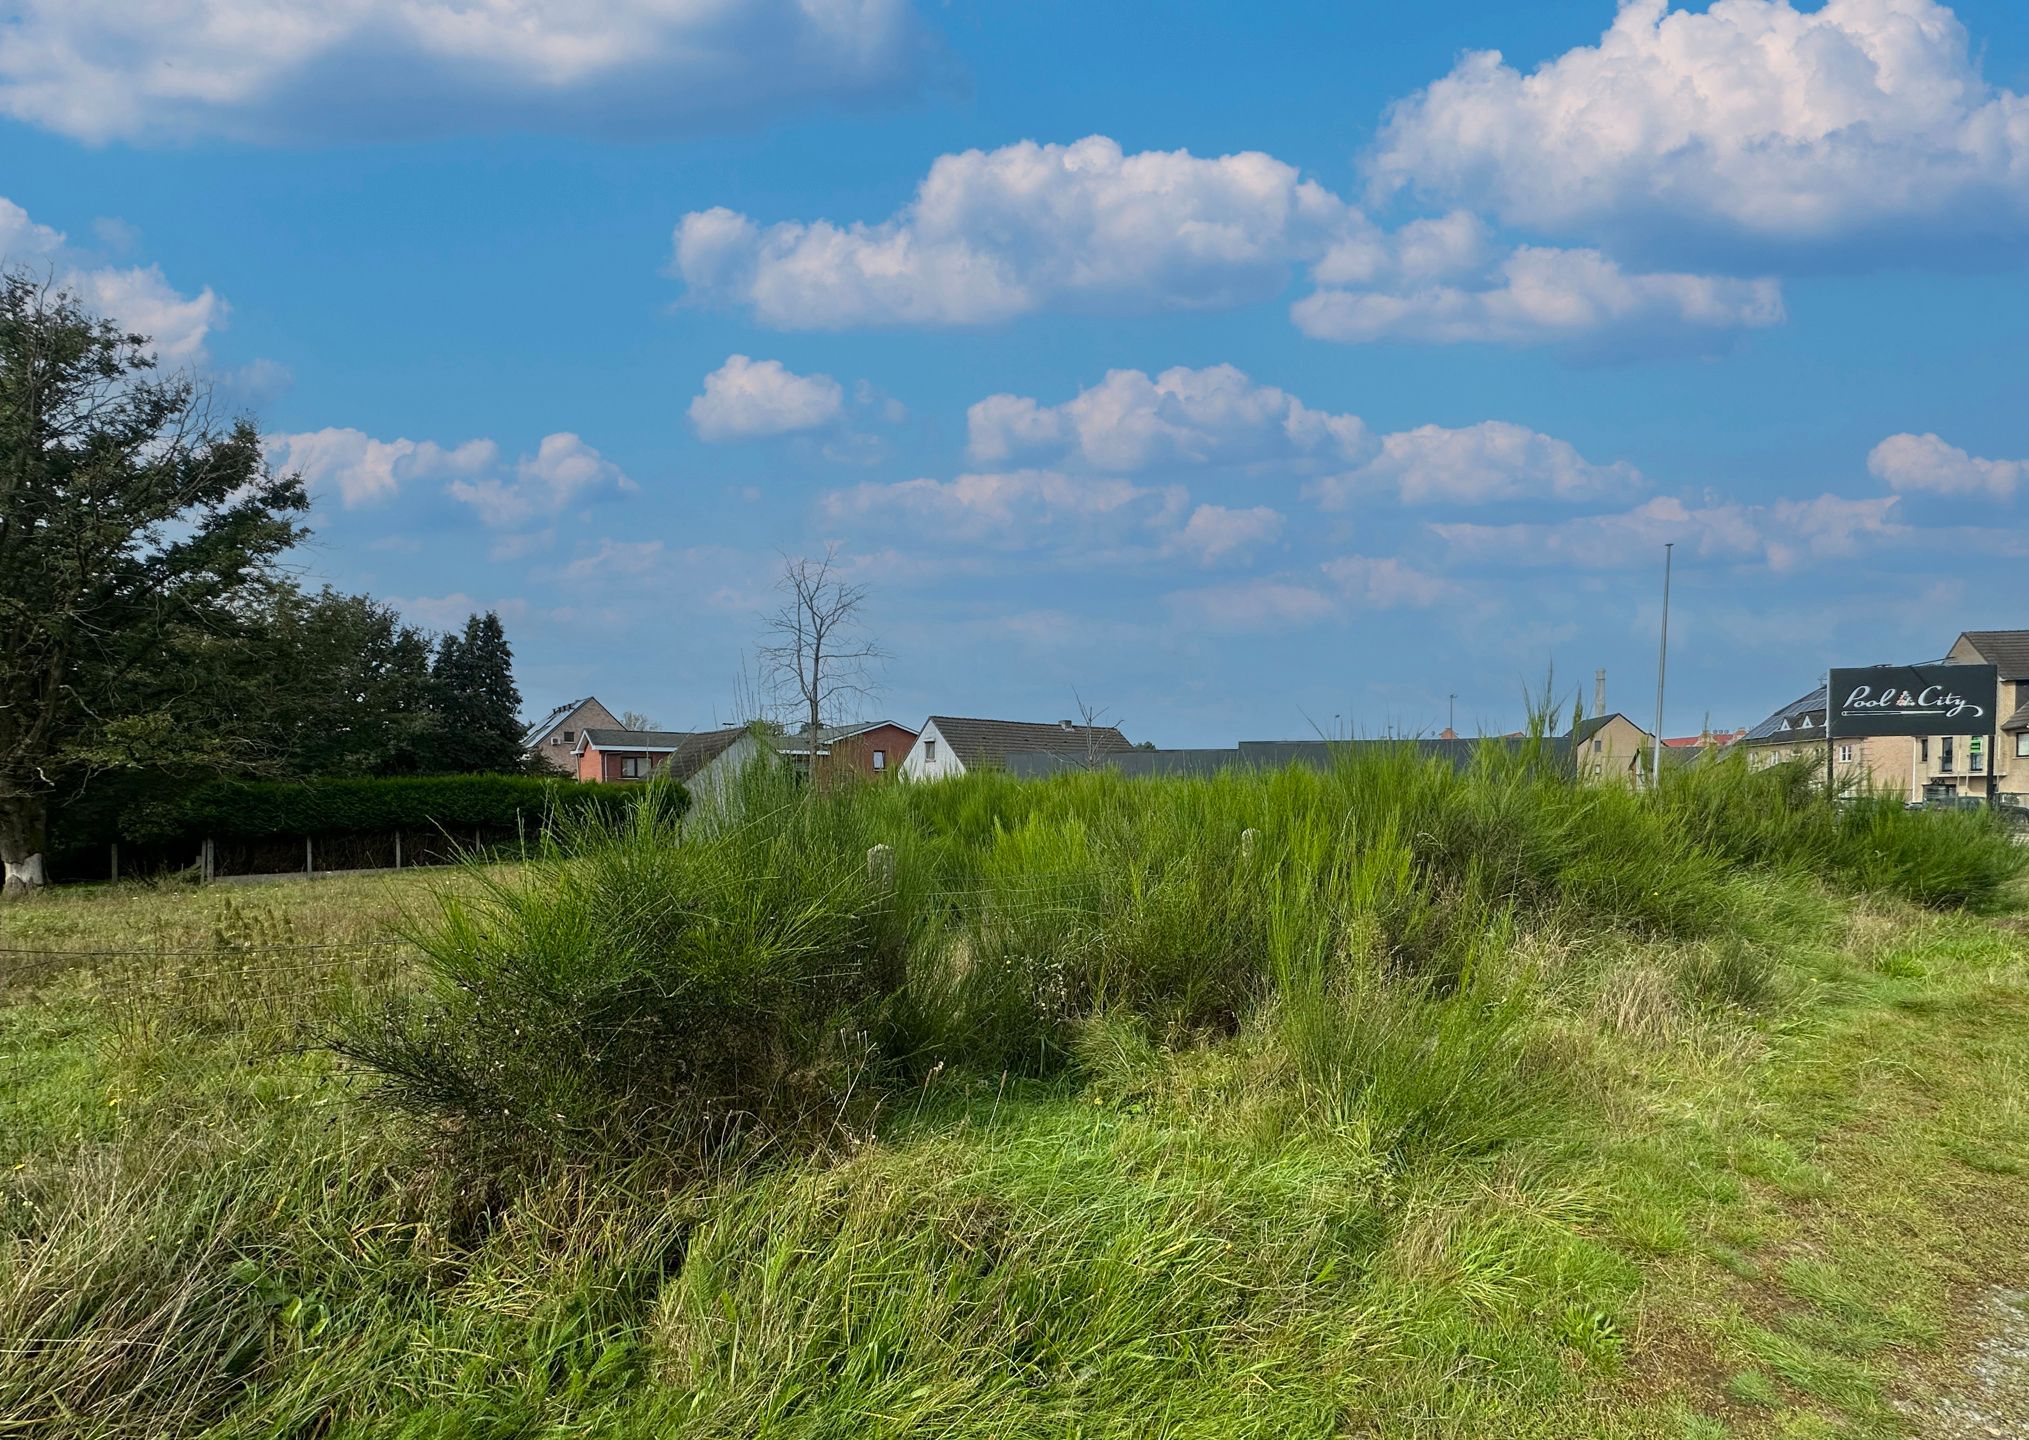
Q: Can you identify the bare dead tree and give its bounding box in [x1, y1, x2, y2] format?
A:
[757, 546, 885, 779]
[1073, 690, 1112, 769]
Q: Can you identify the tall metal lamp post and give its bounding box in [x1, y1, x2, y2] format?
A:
[1651, 542, 1674, 790]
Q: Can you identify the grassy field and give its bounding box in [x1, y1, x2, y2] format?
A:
[4, 750, 2028, 1438]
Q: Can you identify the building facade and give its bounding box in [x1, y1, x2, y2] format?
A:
[523, 696, 621, 774]
[1907, 632, 2029, 803]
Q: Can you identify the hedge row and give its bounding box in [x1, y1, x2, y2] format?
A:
[126, 774, 671, 845]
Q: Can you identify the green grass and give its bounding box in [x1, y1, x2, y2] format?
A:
[2, 749, 2027, 1438]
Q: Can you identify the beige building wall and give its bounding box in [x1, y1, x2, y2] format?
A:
[1576, 714, 1654, 787]
[1900, 636, 2028, 802]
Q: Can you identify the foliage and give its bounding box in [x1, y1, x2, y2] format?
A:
[0, 272, 306, 890]
[426, 610, 526, 774]
[89, 772, 652, 847]
[338, 745, 2024, 1181]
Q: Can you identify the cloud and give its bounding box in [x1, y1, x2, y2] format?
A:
[267, 426, 631, 525]
[822, 468, 1180, 547]
[967, 364, 1373, 472]
[266, 428, 494, 508]
[1368, 0, 2029, 260]
[1309, 420, 1644, 507]
[2, 195, 223, 362]
[1168, 504, 1285, 565]
[1431, 492, 1906, 571]
[1294, 245, 1783, 350]
[447, 432, 635, 528]
[1166, 554, 1453, 633]
[674, 135, 1353, 328]
[1166, 578, 1339, 633]
[1868, 432, 2022, 499]
[1320, 555, 1457, 608]
[689, 354, 846, 442]
[0, 0, 933, 144]
[674, 136, 1784, 351]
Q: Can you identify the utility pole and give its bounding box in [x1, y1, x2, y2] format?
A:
[1448, 693, 1456, 734]
[1652, 542, 1673, 791]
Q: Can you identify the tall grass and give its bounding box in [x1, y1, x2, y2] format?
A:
[340, 743, 2025, 1178]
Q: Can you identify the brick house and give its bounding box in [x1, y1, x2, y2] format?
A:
[572, 726, 758, 802]
[523, 696, 620, 774]
[777, 721, 920, 782]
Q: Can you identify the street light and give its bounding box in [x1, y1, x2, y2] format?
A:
[1652, 542, 1673, 790]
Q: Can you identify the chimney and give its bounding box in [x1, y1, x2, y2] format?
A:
[1060, 719, 1075, 730]
[1593, 668, 1607, 720]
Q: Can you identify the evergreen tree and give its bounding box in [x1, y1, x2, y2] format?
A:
[428, 611, 525, 773]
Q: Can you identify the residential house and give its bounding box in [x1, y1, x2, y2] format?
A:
[573, 726, 762, 805]
[1910, 631, 2029, 803]
[774, 721, 920, 782]
[1570, 713, 1656, 787]
[901, 717, 1134, 779]
[1741, 684, 1916, 797]
[523, 696, 621, 774]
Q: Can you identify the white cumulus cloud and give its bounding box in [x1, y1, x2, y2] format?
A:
[1, 196, 224, 362]
[1868, 432, 2022, 498]
[674, 135, 1353, 328]
[1369, 0, 2029, 258]
[821, 468, 1179, 547]
[1295, 246, 1783, 349]
[1432, 493, 1906, 571]
[689, 354, 845, 442]
[0, 0, 932, 144]
[1309, 420, 1645, 507]
[268, 426, 631, 526]
[968, 364, 1373, 472]
[1168, 504, 1285, 565]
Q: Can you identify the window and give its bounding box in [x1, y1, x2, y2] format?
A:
[872, 748, 886, 771]
[1591, 738, 1602, 753]
[1919, 737, 1929, 763]
[925, 739, 937, 762]
[2017, 733, 2029, 758]
[1838, 744, 1853, 763]
[1972, 739, 1985, 774]
[620, 756, 649, 779]
[561, 730, 575, 744]
[1942, 737, 1955, 773]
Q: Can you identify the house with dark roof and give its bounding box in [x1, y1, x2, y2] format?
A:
[901, 716, 1133, 779]
[523, 696, 621, 774]
[572, 726, 760, 800]
[1930, 630, 2029, 802]
[1569, 712, 1655, 787]
[774, 721, 920, 782]
[1740, 681, 1921, 796]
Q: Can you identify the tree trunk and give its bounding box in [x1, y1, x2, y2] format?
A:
[0, 792, 50, 896]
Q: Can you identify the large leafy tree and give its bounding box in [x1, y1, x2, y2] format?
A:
[0, 275, 305, 893]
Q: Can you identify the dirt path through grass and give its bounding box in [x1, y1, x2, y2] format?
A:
[1905, 1290, 2029, 1438]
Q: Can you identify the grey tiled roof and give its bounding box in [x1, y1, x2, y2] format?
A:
[522, 697, 588, 747]
[926, 716, 1133, 769]
[578, 727, 748, 781]
[1960, 631, 2029, 680]
[2005, 699, 2029, 733]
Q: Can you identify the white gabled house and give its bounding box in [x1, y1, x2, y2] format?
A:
[899, 716, 1134, 779]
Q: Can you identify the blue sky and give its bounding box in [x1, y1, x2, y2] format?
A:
[5, 0, 2026, 744]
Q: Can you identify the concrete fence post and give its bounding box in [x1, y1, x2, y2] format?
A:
[305, 836, 314, 877]
[394, 830, 403, 870]
[110, 842, 119, 883]
[867, 842, 895, 891]
[201, 837, 215, 884]
[1240, 827, 1260, 862]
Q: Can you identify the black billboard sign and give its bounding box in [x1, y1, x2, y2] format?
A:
[1826, 664, 1998, 739]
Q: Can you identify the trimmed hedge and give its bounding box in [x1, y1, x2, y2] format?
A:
[126, 774, 663, 845]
